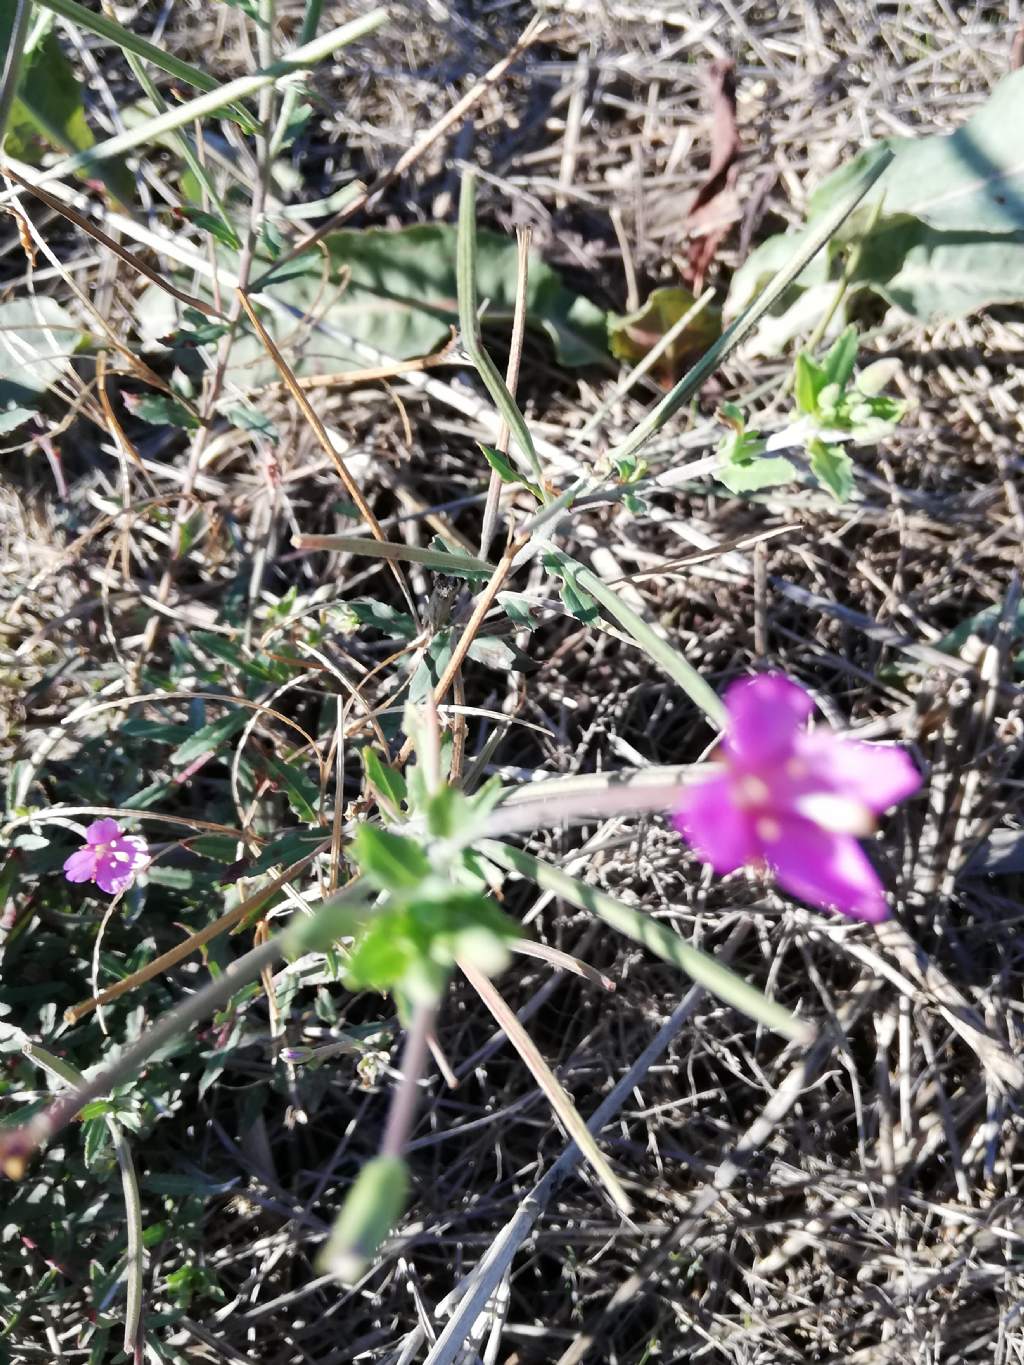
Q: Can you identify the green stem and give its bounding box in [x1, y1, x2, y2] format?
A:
[269, 0, 322, 158]
[805, 192, 886, 355]
[0, 0, 31, 152]
[21, 1042, 144, 1351]
[456, 170, 545, 489]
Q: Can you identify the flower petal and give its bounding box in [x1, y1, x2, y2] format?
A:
[723, 674, 815, 767]
[63, 848, 97, 883]
[94, 852, 138, 895]
[761, 816, 889, 922]
[797, 734, 921, 814]
[673, 772, 757, 874]
[108, 835, 148, 867]
[85, 818, 122, 845]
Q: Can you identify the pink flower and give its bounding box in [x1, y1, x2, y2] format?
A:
[673, 675, 920, 922]
[63, 818, 148, 895]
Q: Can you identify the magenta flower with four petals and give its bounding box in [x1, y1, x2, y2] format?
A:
[673, 675, 920, 922]
[63, 818, 148, 895]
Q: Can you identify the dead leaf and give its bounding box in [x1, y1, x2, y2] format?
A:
[607, 286, 722, 385]
[684, 58, 742, 291]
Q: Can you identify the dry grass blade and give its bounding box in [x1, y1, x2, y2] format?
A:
[458, 958, 632, 1216]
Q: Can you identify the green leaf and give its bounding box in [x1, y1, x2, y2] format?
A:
[188, 835, 241, 863]
[171, 709, 249, 765]
[497, 591, 540, 630]
[362, 749, 407, 816]
[180, 208, 241, 250]
[191, 631, 293, 684]
[318, 1155, 409, 1283]
[129, 392, 200, 431]
[224, 403, 279, 441]
[568, 559, 728, 729]
[870, 68, 1024, 233]
[77, 1100, 116, 1121]
[855, 358, 901, 397]
[0, 298, 88, 414]
[260, 752, 320, 823]
[2, 29, 89, 163]
[793, 352, 827, 415]
[351, 827, 431, 893]
[178, 308, 231, 345]
[482, 840, 811, 1043]
[0, 404, 35, 436]
[608, 286, 722, 378]
[295, 533, 492, 580]
[0, 14, 133, 203]
[82, 1116, 112, 1171]
[243, 828, 326, 878]
[30, 0, 260, 132]
[336, 598, 417, 638]
[465, 635, 530, 674]
[854, 219, 1024, 323]
[345, 915, 423, 993]
[718, 454, 797, 494]
[347, 888, 516, 999]
[808, 438, 855, 502]
[543, 550, 599, 626]
[237, 224, 607, 383]
[478, 444, 542, 501]
[820, 325, 858, 388]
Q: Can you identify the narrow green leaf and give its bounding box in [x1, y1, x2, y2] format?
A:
[352, 826, 431, 893]
[820, 324, 858, 388]
[479, 443, 542, 501]
[793, 352, 826, 415]
[129, 391, 200, 431]
[482, 841, 811, 1043]
[362, 749, 407, 816]
[293, 533, 493, 578]
[543, 550, 599, 626]
[569, 560, 727, 729]
[261, 751, 320, 823]
[457, 172, 545, 488]
[181, 208, 241, 249]
[30, 12, 389, 188]
[171, 709, 249, 765]
[31, 0, 260, 131]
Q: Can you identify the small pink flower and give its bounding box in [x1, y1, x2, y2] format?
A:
[673, 675, 920, 922]
[63, 818, 148, 895]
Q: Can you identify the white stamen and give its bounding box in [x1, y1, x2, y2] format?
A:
[793, 793, 874, 835]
